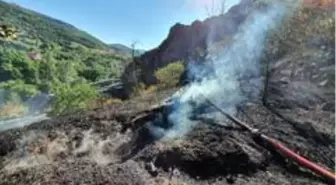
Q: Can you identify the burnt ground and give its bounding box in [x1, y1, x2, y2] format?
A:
[0, 49, 335, 184]
[0, 85, 334, 185]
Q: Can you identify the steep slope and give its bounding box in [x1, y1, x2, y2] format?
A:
[121, 0, 335, 97]
[0, 1, 132, 120]
[0, 0, 106, 49]
[121, 0, 253, 96]
[0, 0, 132, 83]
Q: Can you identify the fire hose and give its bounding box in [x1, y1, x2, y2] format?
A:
[203, 97, 335, 183]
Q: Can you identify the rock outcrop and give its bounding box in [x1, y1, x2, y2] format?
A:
[121, 0, 254, 96]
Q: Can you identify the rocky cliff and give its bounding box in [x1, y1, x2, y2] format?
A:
[121, 0, 254, 96]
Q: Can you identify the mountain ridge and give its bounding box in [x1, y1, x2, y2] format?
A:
[109, 43, 146, 56]
[0, 0, 109, 50]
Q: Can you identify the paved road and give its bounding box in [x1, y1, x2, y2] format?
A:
[0, 114, 49, 132]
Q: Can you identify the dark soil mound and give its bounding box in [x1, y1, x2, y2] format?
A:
[152, 125, 268, 178]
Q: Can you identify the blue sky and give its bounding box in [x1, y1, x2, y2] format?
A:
[8, 0, 239, 50]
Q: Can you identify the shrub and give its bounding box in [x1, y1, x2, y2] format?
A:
[49, 83, 99, 115]
[155, 61, 184, 89]
[0, 80, 38, 99]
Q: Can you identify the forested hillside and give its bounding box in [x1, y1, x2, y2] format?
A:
[0, 1, 107, 49]
[0, 0, 131, 119]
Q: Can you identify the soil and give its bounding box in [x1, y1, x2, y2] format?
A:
[0, 84, 334, 185]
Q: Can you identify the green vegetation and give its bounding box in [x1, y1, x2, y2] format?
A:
[155, 61, 184, 89]
[129, 61, 184, 98]
[49, 83, 99, 115]
[0, 1, 132, 117]
[0, 1, 106, 49]
[0, 45, 105, 116]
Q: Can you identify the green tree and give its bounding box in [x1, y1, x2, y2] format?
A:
[0, 48, 38, 83]
[79, 68, 103, 82]
[56, 59, 80, 84]
[0, 79, 38, 101]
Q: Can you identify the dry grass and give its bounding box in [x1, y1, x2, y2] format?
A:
[132, 83, 159, 99]
[88, 97, 124, 109]
[304, 0, 335, 8]
[0, 102, 25, 119]
[266, 1, 335, 58]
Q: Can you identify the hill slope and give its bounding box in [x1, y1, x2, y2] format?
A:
[121, 0, 253, 95]
[121, 0, 335, 96]
[0, 0, 107, 49]
[109, 43, 145, 56]
[0, 0, 132, 119]
[0, 0, 132, 85]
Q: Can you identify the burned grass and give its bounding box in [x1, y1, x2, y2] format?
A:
[0, 87, 334, 185]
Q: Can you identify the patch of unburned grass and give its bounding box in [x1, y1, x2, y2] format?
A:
[0, 102, 25, 119]
[88, 97, 124, 109]
[132, 83, 158, 98]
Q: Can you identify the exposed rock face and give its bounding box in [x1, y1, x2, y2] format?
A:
[121, 0, 254, 96]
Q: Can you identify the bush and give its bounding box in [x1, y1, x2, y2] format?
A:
[0, 80, 38, 99]
[155, 61, 184, 89]
[49, 83, 99, 115]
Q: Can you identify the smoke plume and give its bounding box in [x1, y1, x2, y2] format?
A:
[0, 90, 51, 131]
[156, 1, 296, 139]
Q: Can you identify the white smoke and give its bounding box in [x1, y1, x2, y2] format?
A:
[3, 131, 67, 171]
[3, 129, 131, 171]
[161, 1, 293, 139]
[73, 129, 131, 165]
[0, 90, 51, 131]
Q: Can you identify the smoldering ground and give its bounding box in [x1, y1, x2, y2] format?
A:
[148, 0, 300, 139]
[1, 129, 131, 172]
